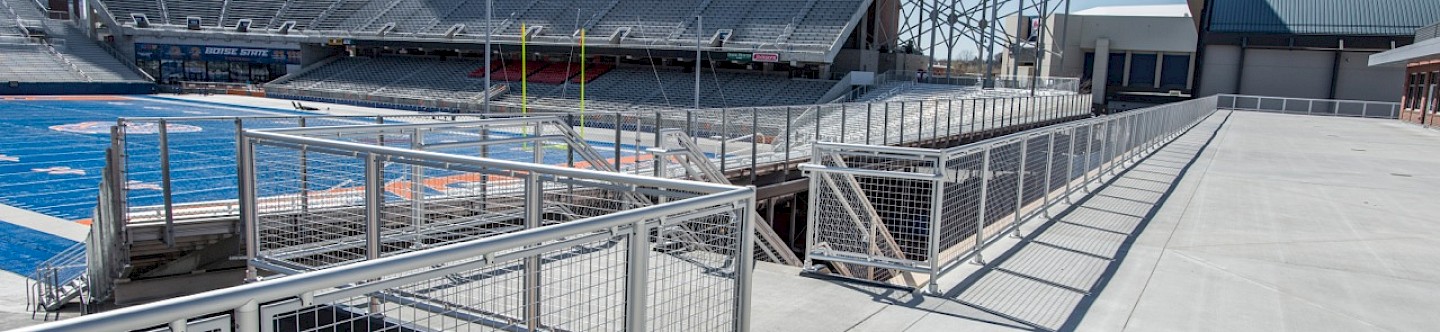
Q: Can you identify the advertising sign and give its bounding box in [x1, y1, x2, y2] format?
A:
[751, 53, 780, 63]
[134, 43, 303, 65]
[727, 52, 752, 62]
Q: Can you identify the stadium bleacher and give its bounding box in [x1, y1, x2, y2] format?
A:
[491, 59, 546, 82]
[857, 81, 1076, 103]
[271, 55, 836, 111]
[0, 43, 88, 82]
[571, 63, 613, 83]
[0, 28, 147, 83]
[528, 62, 582, 84]
[96, 0, 867, 53]
[51, 25, 148, 82]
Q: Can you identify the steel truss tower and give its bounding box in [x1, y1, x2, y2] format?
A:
[891, 0, 1072, 89]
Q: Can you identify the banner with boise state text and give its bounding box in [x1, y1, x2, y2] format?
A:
[134, 43, 303, 65]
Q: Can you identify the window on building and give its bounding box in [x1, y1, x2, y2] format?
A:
[1082, 52, 1095, 81]
[1414, 73, 1426, 110]
[1128, 53, 1157, 88]
[1107, 53, 1126, 86]
[1160, 54, 1191, 89]
[1431, 72, 1439, 113]
[1407, 74, 1417, 109]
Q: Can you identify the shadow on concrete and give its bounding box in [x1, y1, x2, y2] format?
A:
[918, 111, 1234, 331]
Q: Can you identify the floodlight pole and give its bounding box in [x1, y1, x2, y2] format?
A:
[695, 16, 702, 113]
[984, 0, 999, 89]
[484, 0, 492, 113]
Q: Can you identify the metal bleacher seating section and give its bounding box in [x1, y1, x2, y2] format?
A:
[0, 0, 147, 83]
[96, 0, 866, 52]
[0, 43, 89, 82]
[857, 81, 1075, 103]
[270, 56, 837, 111]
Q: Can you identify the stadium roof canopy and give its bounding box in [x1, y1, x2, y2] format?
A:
[1202, 0, 1440, 36]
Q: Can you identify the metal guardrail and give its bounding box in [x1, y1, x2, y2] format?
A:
[1217, 94, 1400, 119]
[82, 92, 1089, 311]
[238, 117, 794, 271]
[20, 127, 757, 332]
[800, 95, 1219, 292]
[871, 71, 1083, 93]
[110, 94, 1092, 226]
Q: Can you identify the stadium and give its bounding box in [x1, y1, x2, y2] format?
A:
[3, 0, 1440, 331]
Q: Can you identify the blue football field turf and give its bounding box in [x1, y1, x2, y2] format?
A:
[0, 220, 78, 276]
[0, 96, 638, 220]
[0, 95, 640, 274]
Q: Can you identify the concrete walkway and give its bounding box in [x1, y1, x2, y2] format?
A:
[752, 110, 1440, 331]
[1080, 111, 1440, 331]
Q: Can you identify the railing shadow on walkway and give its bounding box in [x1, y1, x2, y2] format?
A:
[805, 110, 1235, 331]
[931, 111, 1234, 331]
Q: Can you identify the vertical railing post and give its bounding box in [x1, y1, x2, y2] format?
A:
[1082, 123, 1094, 187]
[751, 108, 759, 183]
[784, 107, 793, 176]
[158, 119, 174, 247]
[410, 128, 425, 250]
[917, 101, 926, 143]
[624, 218, 652, 332]
[721, 108, 729, 171]
[653, 112, 663, 154]
[946, 99, 955, 142]
[979, 99, 989, 134]
[1041, 132, 1055, 217]
[973, 148, 992, 265]
[927, 155, 947, 294]
[298, 118, 309, 214]
[1013, 139, 1027, 238]
[522, 170, 543, 330]
[235, 299, 259, 332]
[735, 195, 756, 332]
[614, 113, 623, 171]
[236, 121, 257, 282]
[803, 151, 821, 271]
[840, 104, 849, 143]
[815, 106, 823, 144]
[363, 152, 383, 261]
[866, 103, 873, 145]
[1065, 127, 1077, 201]
[1100, 121, 1114, 175]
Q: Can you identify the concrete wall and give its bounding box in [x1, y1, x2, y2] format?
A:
[833, 49, 882, 73]
[1336, 52, 1404, 101]
[1239, 49, 1333, 99]
[300, 43, 343, 68]
[1006, 13, 1197, 79]
[1198, 45, 1404, 102]
[0, 82, 156, 94]
[1197, 45, 1240, 96]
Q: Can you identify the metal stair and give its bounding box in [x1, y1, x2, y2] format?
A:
[650, 129, 803, 266]
[27, 242, 89, 320]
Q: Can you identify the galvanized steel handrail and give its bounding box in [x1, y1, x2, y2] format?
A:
[802, 95, 1220, 292]
[14, 187, 755, 332]
[1217, 94, 1400, 119]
